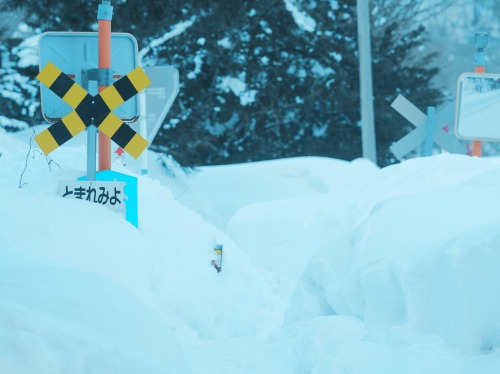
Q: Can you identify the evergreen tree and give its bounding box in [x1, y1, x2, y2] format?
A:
[147, 0, 443, 166]
[1, 0, 443, 167]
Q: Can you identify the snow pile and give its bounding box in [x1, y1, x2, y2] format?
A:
[2, 126, 500, 373]
[284, 155, 500, 372]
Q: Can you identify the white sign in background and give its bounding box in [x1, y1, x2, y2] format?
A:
[130, 66, 179, 142]
[455, 73, 500, 141]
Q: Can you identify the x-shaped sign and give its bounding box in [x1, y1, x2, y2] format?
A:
[35, 62, 150, 158]
[390, 94, 468, 160]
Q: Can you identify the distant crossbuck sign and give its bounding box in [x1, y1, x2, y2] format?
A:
[35, 61, 151, 158]
[389, 94, 468, 159]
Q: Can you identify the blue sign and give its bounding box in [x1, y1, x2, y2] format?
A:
[39, 32, 139, 124]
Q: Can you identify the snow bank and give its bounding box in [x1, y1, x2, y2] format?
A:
[3, 125, 500, 373]
[0, 127, 278, 371]
[285, 154, 500, 372]
[160, 156, 377, 230]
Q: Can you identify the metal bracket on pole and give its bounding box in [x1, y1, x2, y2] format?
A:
[82, 68, 112, 87]
[97, 0, 113, 21]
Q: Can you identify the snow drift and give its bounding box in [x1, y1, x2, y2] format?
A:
[2, 127, 500, 373]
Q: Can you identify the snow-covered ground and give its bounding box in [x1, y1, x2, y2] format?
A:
[2, 126, 500, 373]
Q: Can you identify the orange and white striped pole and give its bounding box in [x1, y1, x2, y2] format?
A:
[97, 0, 113, 170]
[472, 32, 488, 157]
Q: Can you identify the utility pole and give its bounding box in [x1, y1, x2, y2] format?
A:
[356, 0, 377, 164]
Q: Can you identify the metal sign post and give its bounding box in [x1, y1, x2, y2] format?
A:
[356, 0, 377, 164]
[423, 106, 436, 156]
[472, 31, 488, 157]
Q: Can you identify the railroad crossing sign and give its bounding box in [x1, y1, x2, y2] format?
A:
[390, 94, 469, 160]
[35, 61, 151, 159]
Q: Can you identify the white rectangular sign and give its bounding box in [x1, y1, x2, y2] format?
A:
[455, 72, 500, 141]
[59, 180, 126, 214]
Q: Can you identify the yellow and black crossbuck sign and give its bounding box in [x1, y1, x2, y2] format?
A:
[35, 61, 151, 158]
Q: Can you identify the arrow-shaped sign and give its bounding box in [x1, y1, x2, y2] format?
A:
[115, 147, 125, 157]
